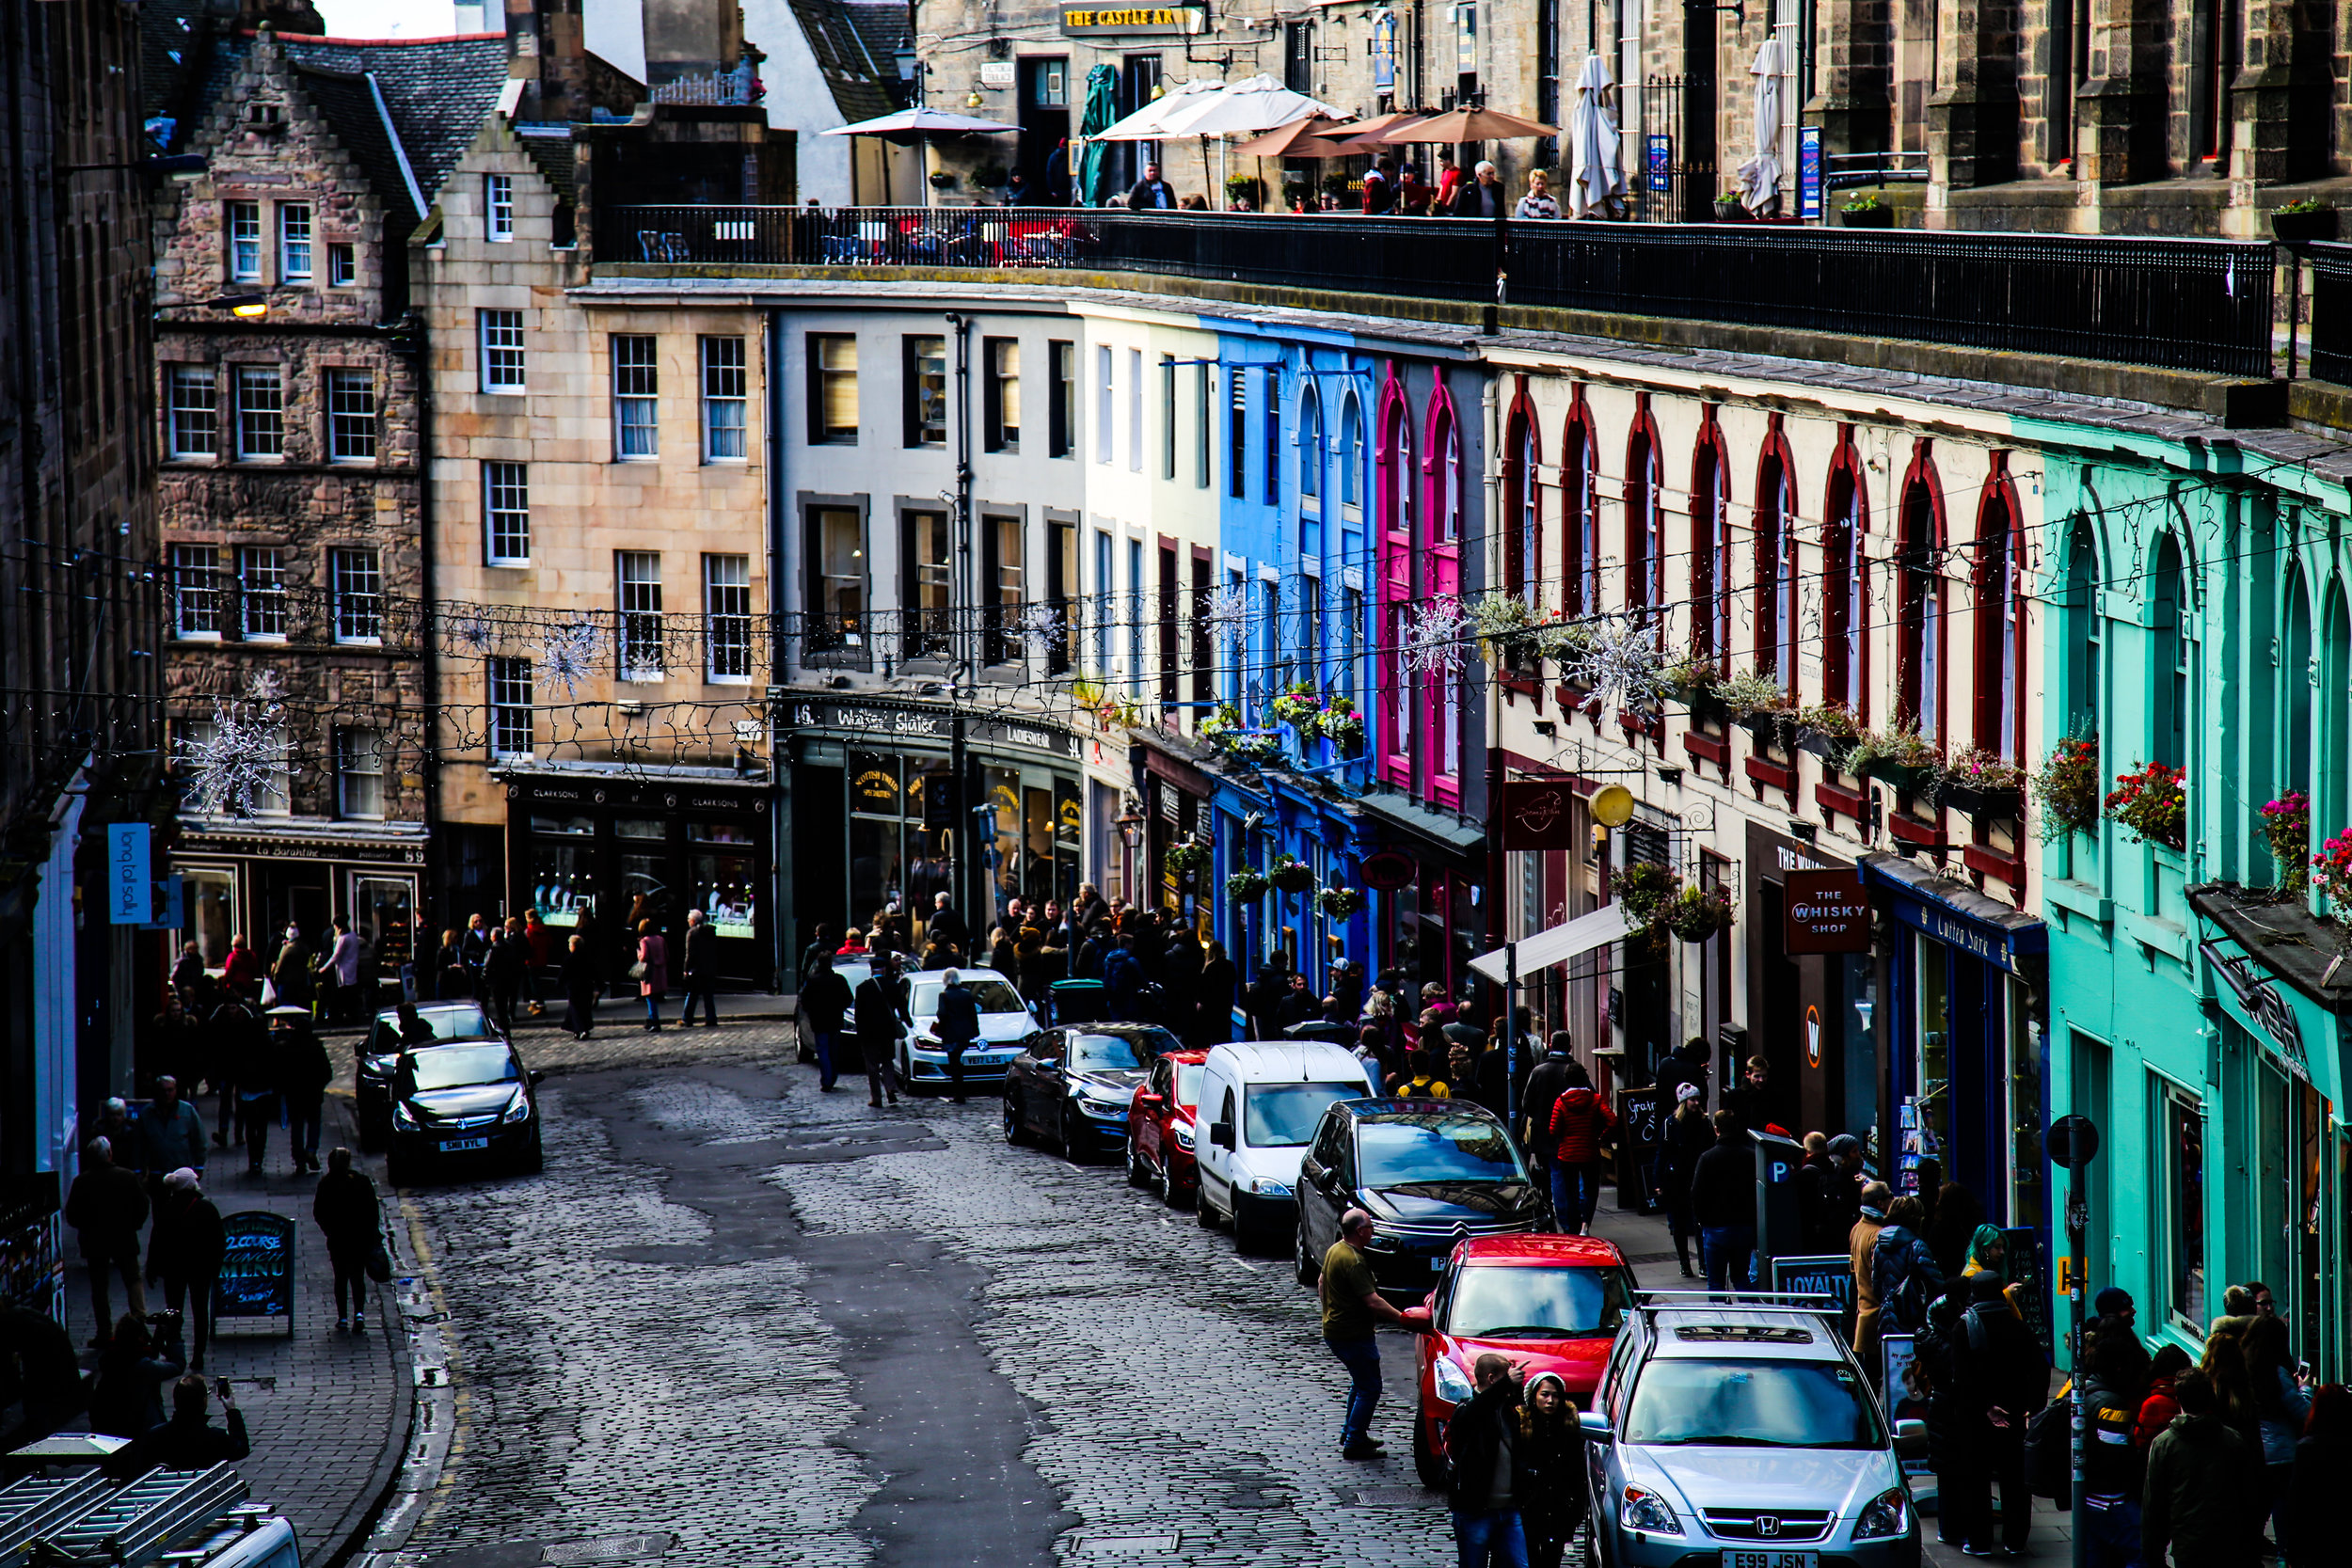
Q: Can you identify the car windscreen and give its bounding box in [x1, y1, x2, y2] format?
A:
[1624, 1358, 1883, 1449]
[1446, 1264, 1629, 1339]
[405, 1046, 520, 1092]
[911, 979, 1025, 1015]
[1071, 1029, 1175, 1071]
[373, 1006, 490, 1053]
[1243, 1082, 1361, 1148]
[1174, 1064, 1205, 1108]
[1357, 1115, 1527, 1186]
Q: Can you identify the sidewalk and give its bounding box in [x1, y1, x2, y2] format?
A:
[310, 986, 792, 1042]
[60, 1088, 411, 1563]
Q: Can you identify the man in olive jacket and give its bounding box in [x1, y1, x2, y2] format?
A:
[2142, 1367, 2262, 1568]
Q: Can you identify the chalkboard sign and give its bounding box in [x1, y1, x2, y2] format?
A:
[214, 1211, 295, 1335]
[1770, 1252, 1858, 1317]
[2003, 1225, 2051, 1360]
[1619, 1087, 1662, 1155]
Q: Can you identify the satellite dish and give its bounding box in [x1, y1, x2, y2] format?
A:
[1591, 784, 1635, 828]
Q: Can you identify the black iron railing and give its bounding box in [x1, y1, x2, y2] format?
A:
[2306, 243, 2352, 387]
[594, 205, 2276, 377]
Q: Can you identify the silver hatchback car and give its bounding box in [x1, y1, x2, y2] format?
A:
[1581, 1296, 1924, 1568]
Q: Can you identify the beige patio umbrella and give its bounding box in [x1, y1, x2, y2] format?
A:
[1234, 114, 1352, 207]
[1375, 106, 1559, 144]
[1327, 111, 1428, 154]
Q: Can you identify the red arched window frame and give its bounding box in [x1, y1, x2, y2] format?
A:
[1754, 418, 1799, 695]
[1374, 365, 1416, 788]
[1972, 456, 2026, 765]
[1895, 442, 1947, 745]
[1691, 410, 1731, 668]
[1423, 373, 1465, 802]
[1563, 389, 1598, 617]
[1626, 399, 1662, 612]
[1822, 431, 1867, 718]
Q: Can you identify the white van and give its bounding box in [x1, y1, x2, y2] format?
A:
[1193, 1040, 1375, 1248]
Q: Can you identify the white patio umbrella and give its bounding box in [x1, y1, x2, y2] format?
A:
[1158, 74, 1334, 136]
[1566, 54, 1626, 220]
[1736, 37, 1787, 214]
[1089, 79, 1227, 141]
[822, 105, 1019, 208]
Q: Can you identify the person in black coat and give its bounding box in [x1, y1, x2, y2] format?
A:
[800, 953, 854, 1092]
[678, 910, 721, 1028]
[1125, 161, 1178, 210]
[798, 924, 839, 988]
[932, 970, 982, 1103]
[852, 955, 909, 1107]
[149, 1168, 225, 1370]
[1445, 1354, 1532, 1562]
[87, 1315, 183, 1438]
[1195, 940, 1238, 1046]
[1942, 1273, 2045, 1555]
[1520, 1371, 1586, 1568]
[103, 1373, 250, 1479]
[1688, 1111, 1756, 1291]
[274, 1014, 332, 1175]
[313, 1147, 380, 1334]
[1654, 1085, 1715, 1276]
[926, 895, 968, 955]
[560, 934, 600, 1039]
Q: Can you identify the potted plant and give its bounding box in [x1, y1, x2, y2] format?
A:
[1317, 701, 1365, 757]
[1661, 885, 1737, 943]
[1165, 841, 1213, 881]
[1713, 191, 1749, 222]
[1268, 853, 1315, 895]
[1791, 703, 1861, 767]
[974, 161, 1010, 190]
[2031, 736, 2101, 844]
[1226, 869, 1269, 904]
[2105, 760, 2186, 850]
[1840, 194, 1895, 230]
[1316, 886, 1365, 919]
[1199, 702, 1240, 747]
[928, 170, 958, 191]
[1941, 745, 2027, 818]
[2272, 198, 2339, 244]
[1612, 860, 1682, 931]
[2261, 790, 2311, 897]
[1850, 722, 1940, 795]
[1223, 173, 1263, 209]
[1268, 682, 1323, 731]
[2313, 829, 2352, 937]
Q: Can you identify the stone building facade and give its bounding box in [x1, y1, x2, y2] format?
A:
[150, 21, 507, 990]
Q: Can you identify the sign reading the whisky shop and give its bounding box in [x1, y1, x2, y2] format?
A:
[1058, 4, 1206, 37]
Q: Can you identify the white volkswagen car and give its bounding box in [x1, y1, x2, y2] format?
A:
[898, 968, 1040, 1094]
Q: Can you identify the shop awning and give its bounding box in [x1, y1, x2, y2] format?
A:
[1469, 902, 1630, 985]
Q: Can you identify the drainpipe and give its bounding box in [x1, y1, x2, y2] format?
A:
[1481, 364, 1510, 1095]
[947, 311, 979, 919]
[766, 309, 791, 992]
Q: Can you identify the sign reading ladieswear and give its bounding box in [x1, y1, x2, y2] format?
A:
[1783, 867, 1869, 954]
[1058, 4, 1206, 36]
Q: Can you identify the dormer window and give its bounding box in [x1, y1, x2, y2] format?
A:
[246, 102, 284, 132]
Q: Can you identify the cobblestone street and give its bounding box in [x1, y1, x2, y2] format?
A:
[392, 1022, 1476, 1568]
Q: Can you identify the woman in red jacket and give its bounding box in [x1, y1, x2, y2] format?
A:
[1548, 1085, 1617, 1235]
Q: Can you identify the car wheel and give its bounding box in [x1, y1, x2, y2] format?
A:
[1002, 1093, 1028, 1146]
[1295, 1220, 1319, 1287]
[1125, 1134, 1151, 1188]
[1412, 1413, 1446, 1490]
[519, 1129, 545, 1176]
[1059, 1102, 1089, 1164]
[1196, 1184, 1222, 1229]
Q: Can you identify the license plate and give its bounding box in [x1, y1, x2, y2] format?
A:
[440, 1136, 490, 1153]
[1431, 1256, 1448, 1271]
[1723, 1553, 1817, 1568]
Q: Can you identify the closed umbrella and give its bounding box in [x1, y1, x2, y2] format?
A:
[1736, 38, 1786, 214]
[1566, 54, 1626, 219]
[1073, 62, 1119, 207]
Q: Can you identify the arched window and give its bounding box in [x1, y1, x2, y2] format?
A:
[1381, 400, 1414, 540]
[2282, 563, 2311, 805]
[1755, 444, 1797, 693]
[1339, 394, 1363, 513]
[2060, 515, 2101, 738]
[1299, 386, 1324, 503]
[1823, 454, 1864, 714]
[1692, 429, 1728, 666]
[1564, 408, 1597, 616]
[2152, 533, 2190, 770]
[1432, 412, 1461, 546]
[1627, 421, 1661, 610]
[1502, 401, 1540, 610]
[1971, 483, 2022, 763]
[1896, 467, 1941, 743]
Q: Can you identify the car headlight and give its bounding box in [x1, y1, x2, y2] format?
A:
[390, 1101, 419, 1131]
[1623, 1488, 1682, 1535]
[1171, 1125, 1195, 1151]
[1854, 1486, 1910, 1540]
[501, 1092, 532, 1124]
[1248, 1179, 1292, 1198]
[1432, 1356, 1474, 1405]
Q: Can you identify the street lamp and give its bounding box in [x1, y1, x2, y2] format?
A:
[1116, 797, 1146, 907]
[211, 293, 268, 319]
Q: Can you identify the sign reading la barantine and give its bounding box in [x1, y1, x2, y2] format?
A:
[1058, 4, 1205, 36]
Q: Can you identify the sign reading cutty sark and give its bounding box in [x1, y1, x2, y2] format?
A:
[1058, 4, 1206, 36]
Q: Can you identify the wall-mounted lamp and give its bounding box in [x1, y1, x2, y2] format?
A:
[1788, 818, 1819, 844]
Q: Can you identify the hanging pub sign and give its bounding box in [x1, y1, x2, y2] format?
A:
[1497, 779, 1581, 850]
[1058, 4, 1206, 37]
[1784, 868, 1870, 954]
[1360, 849, 1416, 891]
[1371, 12, 1398, 92]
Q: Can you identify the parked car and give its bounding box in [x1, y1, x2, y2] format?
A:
[385, 1038, 546, 1186]
[1399, 1233, 1635, 1487]
[797, 955, 873, 1064]
[897, 968, 1038, 1094]
[1192, 1040, 1375, 1250]
[1125, 1047, 1210, 1204]
[357, 1002, 503, 1151]
[1581, 1298, 1925, 1568]
[1294, 1099, 1551, 1295]
[1001, 1022, 1181, 1158]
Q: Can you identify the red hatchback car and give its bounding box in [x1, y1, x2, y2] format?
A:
[1401, 1233, 1635, 1488]
[1123, 1048, 1208, 1206]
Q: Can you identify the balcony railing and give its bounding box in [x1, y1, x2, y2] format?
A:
[595, 205, 2276, 378]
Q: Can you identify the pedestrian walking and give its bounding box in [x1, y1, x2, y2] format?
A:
[1196, 939, 1238, 1046]
[2243, 1312, 2310, 1547]
[208, 995, 266, 1155]
[135, 1076, 207, 1194]
[675, 909, 721, 1028]
[269, 923, 314, 1015]
[484, 927, 526, 1035]
[435, 927, 468, 1002]
[853, 954, 909, 1106]
[560, 934, 600, 1038]
[1655, 1036, 1710, 1109]
[1871, 1195, 1945, 1335]
[86, 1314, 182, 1438]
[1512, 168, 1562, 219]
[324, 916, 362, 1023]
[926, 893, 968, 955]
[1721, 1053, 1775, 1136]
[148, 1168, 224, 1371]
[1446, 1353, 1532, 1567]
[801, 952, 853, 1092]
[1944, 1273, 2045, 1556]
[313, 1147, 380, 1335]
[459, 912, 494, 999]
[273, 1010, 330, 1175]
[1689, 1111, 1756, 1291]
[1518, 1033, 1574, 1199]
[1320, 1208, 1428, 1458]
[2285, 1384, 2350, 1568]
[932, 969, 981, 1103]
[2142, 1367, 2263, 1568]
[64, 1137, 148, 1339]
[520, 909, 555, 1018]
[1519, 1371, 1585, 1568]
[1654, 1084, 1712, 1276]
[634, 918, 669, 1030]
[103, 1373, 249, 1476]
[1545, 1079, 1616, 1235]
[220, 932, 262, 1004]
[1851, 1181, 1891, 1380]
[2081, 1312, 2158, 1568]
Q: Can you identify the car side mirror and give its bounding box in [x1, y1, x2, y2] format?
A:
[1209, 1120, 1235, 1150]
[529, 1070, 546, 1085]
[1577, 1409, 1612, 1439]
[1895, 1418, 1927, 1459]
[1401, 1304, 1435, 1333]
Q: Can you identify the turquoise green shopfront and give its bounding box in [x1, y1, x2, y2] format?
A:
[2028, 413, 2352, 1374]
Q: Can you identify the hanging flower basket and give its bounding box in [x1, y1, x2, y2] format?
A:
[1319, 707, 1365, 757]
[1226, 870, 1269, 904]
[2313, 831, 2352, 939]
[1268, 854, 1315, 895]
[1661, 886, 1738, 943]
[2105, 760, 2186, 849]
[1316, 887, 1365, 919]
[2031, 736, 2101, 845]
[1165, 842, 1213, 881]
[1613, 860, 1682, 931]
[1268, 684, 1323, 730]
[2263, 791, 2311, 897]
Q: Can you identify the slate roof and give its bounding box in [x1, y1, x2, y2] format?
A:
[291, 64, 422, 222]
[788, 0, 898, 125]
[139, 0, 218, 130]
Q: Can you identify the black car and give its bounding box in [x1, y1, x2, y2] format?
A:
[1001, 1023, 1183, 1160]
[358, 1002, 505, 1151]
[1294, 1100, 1549, 1295]
[385, 1039, 546, 1186]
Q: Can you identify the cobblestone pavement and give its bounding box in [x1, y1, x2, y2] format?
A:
[392, 1023, 1512, 1568]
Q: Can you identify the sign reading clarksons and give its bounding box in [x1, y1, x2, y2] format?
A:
[1058, 4, 1205, 36]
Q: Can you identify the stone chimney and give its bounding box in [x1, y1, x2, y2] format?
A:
[640, 0, 743, 95]
[506, 0, 591, 123]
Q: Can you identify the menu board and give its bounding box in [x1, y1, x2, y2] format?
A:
[214, 1211, 296, 1333]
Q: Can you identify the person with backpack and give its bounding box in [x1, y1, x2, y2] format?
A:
[1519, 1034, 1577, 1212]
[1872, 1194, 1946, 1335]
[2079, 1314, 2159, 1568]
[1654, 1084, 1713, 1276]
[1945, 1272, 2046, 1556]
[932, 970, 981, 1103]
[2143, 1367, 2263, 1568]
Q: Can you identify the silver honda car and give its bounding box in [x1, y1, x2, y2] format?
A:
[1580, 1299, 1924, 1568]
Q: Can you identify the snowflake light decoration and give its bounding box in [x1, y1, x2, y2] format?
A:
[177, 700, 287, 817]
[1017, 601, 1066, 657]
[245, 670, 284, 704]
[1563, 615, 1672, 714]
[541, 621, 601, 698]
[1201, 583, 1251, 649]
[450, 610, 496, 656]
[1403, 596, 1473, 678]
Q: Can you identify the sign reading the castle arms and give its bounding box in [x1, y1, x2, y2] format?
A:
[1058, 4, 1206, 36]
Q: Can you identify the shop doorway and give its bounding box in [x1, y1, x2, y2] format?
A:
[1019, 57, 1072, 199]
[349, 874, 416, 1006]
